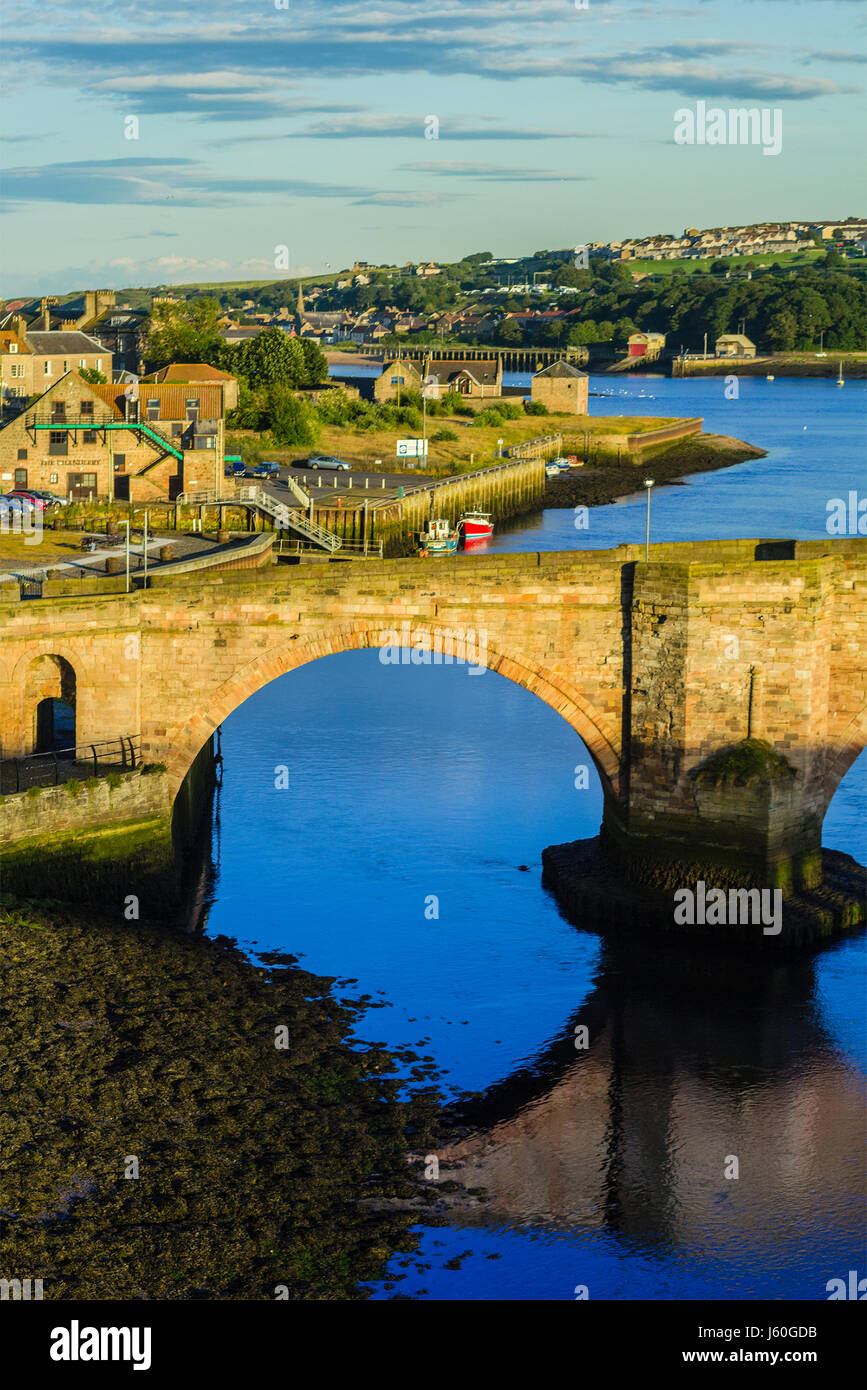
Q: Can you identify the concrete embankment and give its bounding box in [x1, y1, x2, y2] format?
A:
[307, 455, 546, 556]
[544, 432, 766, 509]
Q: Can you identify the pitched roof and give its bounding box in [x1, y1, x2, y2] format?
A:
[0, 330, 32, 353]
[25, 330, 107, 354]
[715, 333, 755, 348]
[424, 356, 502, 387]
[90, 381, 225, 420]
[143, 362, 236, 384]
[533, 360, 588, 379]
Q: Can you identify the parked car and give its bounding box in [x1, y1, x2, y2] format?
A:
[225, 460, 247, 477]
[307, 455, 350, 470]
[246, 462, 281, 480]
[30, 489, 68, 507]
[7, 489, 47, 510]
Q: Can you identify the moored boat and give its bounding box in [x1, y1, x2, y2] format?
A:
[417, 517, 458, 556]
[458, 510, 494, 541]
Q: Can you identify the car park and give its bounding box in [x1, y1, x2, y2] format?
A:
[307, 455, 350, 470]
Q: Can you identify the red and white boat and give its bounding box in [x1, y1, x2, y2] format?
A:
[458, 510, 494, 544]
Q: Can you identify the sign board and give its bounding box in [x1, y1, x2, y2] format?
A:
[396, 438, 428, 458]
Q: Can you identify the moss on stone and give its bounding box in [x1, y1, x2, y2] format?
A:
[690, 738, 797, 788]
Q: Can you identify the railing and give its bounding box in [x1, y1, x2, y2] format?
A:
[0, 735, 142, 795]
[276, 536, 383, 558]
[175, 485, 343, 552]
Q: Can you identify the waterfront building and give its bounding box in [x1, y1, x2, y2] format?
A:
[530, 360, 589, 414]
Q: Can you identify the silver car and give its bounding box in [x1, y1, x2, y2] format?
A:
[307, 455, 350, 470]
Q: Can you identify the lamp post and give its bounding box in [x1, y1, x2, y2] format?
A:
[644, 478, 654, 561]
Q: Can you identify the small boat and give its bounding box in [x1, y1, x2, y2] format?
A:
[458, 510, 494, 540]
[417, 517, 458, 556]
[766, 374, 775, 381]
[837, 361, 845, 386]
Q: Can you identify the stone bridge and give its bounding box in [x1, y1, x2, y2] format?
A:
[1, 538, 865, 895]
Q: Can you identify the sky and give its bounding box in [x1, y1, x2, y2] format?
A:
[0, 0, 864, 296]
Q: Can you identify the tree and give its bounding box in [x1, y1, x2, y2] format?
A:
[766, 309, 798, 352]
[144, 298, 224, 370]
[267, 386, 320, 447]
[497, 318, 524, 344]
[79, 367, 107, 384]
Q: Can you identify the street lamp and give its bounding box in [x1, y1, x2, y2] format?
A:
[644, 478, 654, 561]
[120, 520, 131, 593]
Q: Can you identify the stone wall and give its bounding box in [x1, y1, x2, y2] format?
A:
[0, 766, 171, 849]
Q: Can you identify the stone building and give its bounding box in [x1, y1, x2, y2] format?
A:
[1, 319, 112, 403]
[373, 357, 424, 401]
[0, 370, 226, 503]
[530, 360, 589, 414]
[421, 355, 503, 398]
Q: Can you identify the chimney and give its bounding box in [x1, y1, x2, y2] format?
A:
[83, 290, 98, 325]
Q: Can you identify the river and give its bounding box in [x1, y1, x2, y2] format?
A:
[202, 373, 865, 1300]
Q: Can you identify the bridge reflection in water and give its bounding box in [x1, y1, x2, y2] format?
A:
[437, 934, 864, 1266]
[178, 776, 863, 1285]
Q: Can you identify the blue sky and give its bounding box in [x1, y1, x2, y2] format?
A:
[1, 0, 864, 295]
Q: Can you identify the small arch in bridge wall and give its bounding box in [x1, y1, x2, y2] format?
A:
[23, 654, 76, 756]
[159, 626, 621, 803]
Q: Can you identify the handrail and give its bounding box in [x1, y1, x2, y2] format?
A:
[0, 735, 142, 795]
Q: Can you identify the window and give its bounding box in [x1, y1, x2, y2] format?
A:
[8, 342, 17, 353]
[49, 431, 68, 456]
[83, 431, 96, 443]
[81, 472, 97, 487]
[80, 400, 94, 419]
[10, 363, 24, 377]
[48, 472, 58, 484]
[63, 360, 69, 373]
[51, 402, 66, 423]
[96, 360, 103, 371]
[113, 454, 126, 472]
[146, 397, 160, 420]
[14, 468, 27, 485]
[390, 376, 405, 385]
[44, 362, 52, 375]
[185, 399, 200, 409]
[17, 448, 27, 460]
[78, 359, 86, 368]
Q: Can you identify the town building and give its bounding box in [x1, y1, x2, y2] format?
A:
[0, 368, 228, 503]
[373, 357, 424, 401]
[421, 355, 503, 398]
[627, 331, 666, 360]
[715, 333, 757, 358]
[141, 362, 239, 411]
[1, 317, 113, 403]
[530, 360, 589, 414]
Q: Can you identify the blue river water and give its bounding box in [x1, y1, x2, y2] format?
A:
[204, 373, 866, 1300]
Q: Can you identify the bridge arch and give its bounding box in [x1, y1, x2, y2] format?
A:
[822, 703, 867, 814]
[159, 624, 621, 803]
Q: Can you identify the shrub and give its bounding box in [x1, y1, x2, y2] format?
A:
[431, 427, 458, 442]
[26, 786, 43, 799]
[524, 400, 549, 415]
[106, 772, 124, 790]
[64, 780, 82, 798]
[142, 762, 168, 775]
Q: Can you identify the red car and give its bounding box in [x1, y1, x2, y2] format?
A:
[7, 489, 48, 510]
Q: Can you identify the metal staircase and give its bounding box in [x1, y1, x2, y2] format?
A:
[242, 487, 342, 552]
